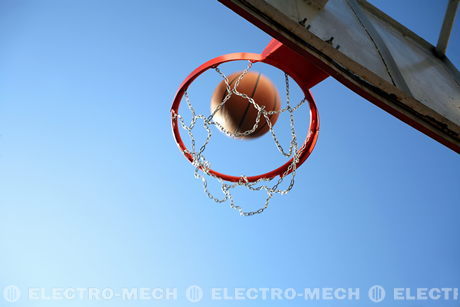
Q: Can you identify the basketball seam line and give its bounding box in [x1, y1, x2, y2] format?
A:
[257, 90, 278, 133]
[236, 72, 261, 134]
[219, 74, 240, 111]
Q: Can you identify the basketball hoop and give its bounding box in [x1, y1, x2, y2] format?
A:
[171, 40, 326, 216]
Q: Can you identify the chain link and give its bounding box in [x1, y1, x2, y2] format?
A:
[176, 61, 308, 216]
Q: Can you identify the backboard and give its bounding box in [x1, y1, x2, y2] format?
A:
[219, 0, 460, 152]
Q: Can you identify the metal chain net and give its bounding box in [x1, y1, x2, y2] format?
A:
[174, 61, 309, 216]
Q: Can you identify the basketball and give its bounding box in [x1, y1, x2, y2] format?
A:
[210, 71, 281, 138]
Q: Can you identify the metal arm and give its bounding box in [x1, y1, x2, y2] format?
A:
[436, 0, 459, 57]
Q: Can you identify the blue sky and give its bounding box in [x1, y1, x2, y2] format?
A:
[0, 0, 459, 306]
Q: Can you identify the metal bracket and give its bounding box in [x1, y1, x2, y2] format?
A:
[435, 0, 459, 57]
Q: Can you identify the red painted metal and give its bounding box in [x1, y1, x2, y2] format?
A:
[261, 40, 329, 89]
[171, 40, 324, 183]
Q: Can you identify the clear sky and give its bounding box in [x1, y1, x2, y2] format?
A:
[0, 0, 459, 306]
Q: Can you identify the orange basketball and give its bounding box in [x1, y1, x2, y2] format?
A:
[210, 71, 281, 139]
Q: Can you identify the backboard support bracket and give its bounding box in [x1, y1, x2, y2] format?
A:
[261, 39, 329, 89]
[347, 0, 412, 96]
[435, 0, 459, 57]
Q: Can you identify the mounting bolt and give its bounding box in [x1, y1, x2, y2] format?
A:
[298, 18, 307, 26]
[325, 36, 334, 44]
[306, 25, 311, 30]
